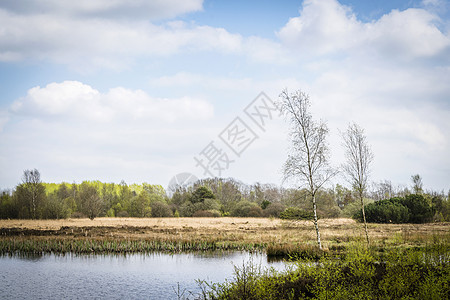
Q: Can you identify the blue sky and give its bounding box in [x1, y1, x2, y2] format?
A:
[0, 0, 449, 192]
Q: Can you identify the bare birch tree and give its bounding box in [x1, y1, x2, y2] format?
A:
[341, 123, 374, 245]
[16, 169, 46, 219]
[279, 89, 336, 250]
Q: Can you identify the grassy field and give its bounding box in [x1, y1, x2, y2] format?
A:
[1, 217, 449, 255]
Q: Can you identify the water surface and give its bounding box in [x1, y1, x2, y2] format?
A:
[0, 252, 286, 299]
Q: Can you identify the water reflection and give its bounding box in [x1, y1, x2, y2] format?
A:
[0, 251, 287, 299]
[8, 252, 45, 262]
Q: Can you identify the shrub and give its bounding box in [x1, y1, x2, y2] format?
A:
[150, 201, 172, 217]
[431, 194, 450, 222]
[106, 208, 115, 217]
[116, 210, 129, 218]
[231, 201, 262, 217]
[180, 201, 195, 217]
[263, 203, 285, 218]
[342, 198, 374, 218]
[260, 200, 271, 209]
[360, 194, 434, 224]
[191, 186, 215, 203]
[402, 194, 434, 223]
[362, 198, 410, 223]
[280, 207, 314, 220]
[197, 198, 221, 212]
[201, 244, 450, 299]
[247, 206, 263, 217]
[192, 210, 221, 218]
[70, 211, 86, 219]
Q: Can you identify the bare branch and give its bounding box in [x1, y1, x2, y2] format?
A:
[341, 123, 374, 245]
[279, 89, 336, 249]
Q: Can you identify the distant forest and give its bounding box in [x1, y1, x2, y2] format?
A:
[0, 169, 448, 222]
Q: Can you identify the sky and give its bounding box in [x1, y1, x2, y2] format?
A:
[0, 0, 449, 192]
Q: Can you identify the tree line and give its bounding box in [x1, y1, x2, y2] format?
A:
[0, 169, 448, 222]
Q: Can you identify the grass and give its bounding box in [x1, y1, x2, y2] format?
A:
[197, 242, 450, 300]
[0, 238, 265, 254]
[0, 217, 449, 255]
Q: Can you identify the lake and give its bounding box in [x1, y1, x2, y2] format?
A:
[0, 252, 287, 299]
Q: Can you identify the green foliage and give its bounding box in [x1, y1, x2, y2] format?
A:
[402, 194, 434, 223]
[231, 200, 262, 217]
[431, 193, 450, 221]
[191, 186, 215, 204]
[78, 182, 104, 220]
[0, 191, 18, 219]
[280, 207, 314, 220]
[106, 208, 115, 217]
[130, 192, 151, 217]
[3, 172, 447, 221]
[200, 243, 449, 299]
[263, 202, 285, 218]
[150, 201, 172, 217]
[361, 194, 434, 223]
[260, 200, 271, 210]
[14, 170, 47, 219]
[179, 201, 195, 217]
[41, 193, 70, 219]
[362, 198, 409, 223]
[341, 198, 373, 218]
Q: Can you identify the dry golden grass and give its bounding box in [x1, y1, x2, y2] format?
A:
[1, 217, 449, 250]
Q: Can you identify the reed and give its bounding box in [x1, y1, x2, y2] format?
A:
[0, 237, 266, 255]
[1, 218, 448, 256]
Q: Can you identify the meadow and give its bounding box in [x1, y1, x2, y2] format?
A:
[1, 217, 448, 256]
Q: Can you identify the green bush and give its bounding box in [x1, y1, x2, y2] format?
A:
[280, 207, 314, 220]
[263, 203, 285, 218]
[191, 186, 215, 203]
[180, 201, 195, 217]
[231, 200, 262, 217]
[402, 194, 434, 223]
[342, 198, 374, 218]
[362, 198, 410, 223]
[150, 201, 172, 217]
[360, 194, 434, 223]
[200, 244, 450, 299]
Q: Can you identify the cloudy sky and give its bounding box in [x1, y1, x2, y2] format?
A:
[0, 0, 449, 192]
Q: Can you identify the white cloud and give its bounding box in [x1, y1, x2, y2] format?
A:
[1, 0, 449, 190]
[1, 81, 217, 187]
[149, 72, 254, 91]
[278, 0, 450, 60]
[365, 8, 449, 59]
[0, 0, 291, 70]
[0, 9, 243, 70]
[10, 81, 214, 122]
[0, 0, 203, 21]
[278, 0, 361, 55]
[273, 0, 450, 189]
[0, 111, 9, 132]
